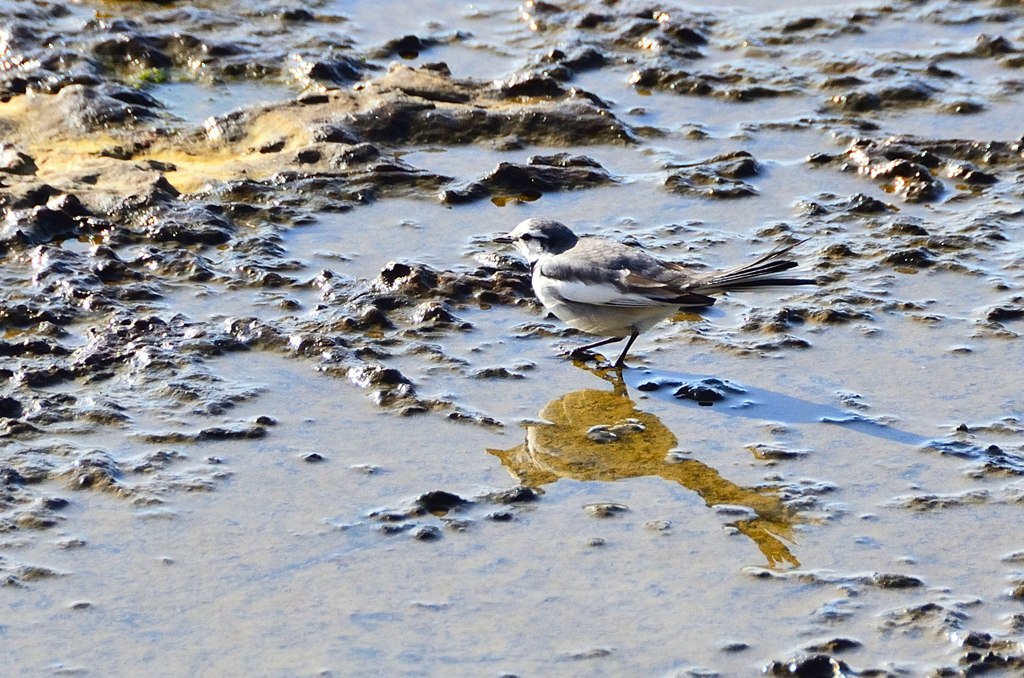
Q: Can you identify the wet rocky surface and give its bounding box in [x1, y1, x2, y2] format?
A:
[2, 0, 1024, 675]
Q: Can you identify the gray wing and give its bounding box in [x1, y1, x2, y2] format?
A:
[537, 238, 716, 308]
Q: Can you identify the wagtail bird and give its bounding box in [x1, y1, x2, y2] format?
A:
[495, 218, 815, 368]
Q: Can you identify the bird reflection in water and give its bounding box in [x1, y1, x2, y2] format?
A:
[488, 363, 801, 568]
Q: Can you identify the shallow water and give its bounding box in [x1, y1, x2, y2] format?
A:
[4, 0, 1024, 676]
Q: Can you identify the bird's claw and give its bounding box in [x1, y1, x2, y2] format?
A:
[559, 346, 621, 370]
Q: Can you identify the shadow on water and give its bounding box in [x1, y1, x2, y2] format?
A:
[621, 366, 931, 447]
[488, 365, 803, 568]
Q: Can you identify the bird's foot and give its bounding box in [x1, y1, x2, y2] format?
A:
[559, 345, 593, 359]
[559, 348, 622, 372]
[559, 345, 606, 362]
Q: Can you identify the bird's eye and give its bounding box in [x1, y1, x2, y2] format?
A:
[521, 234, 533, 241]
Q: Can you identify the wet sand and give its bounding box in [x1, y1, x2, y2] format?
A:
[3, 0, 1024, 675]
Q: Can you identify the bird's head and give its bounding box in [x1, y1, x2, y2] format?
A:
[494, 218, 579, 263]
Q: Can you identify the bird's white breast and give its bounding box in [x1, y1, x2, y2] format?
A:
[533, 269, 678, 336]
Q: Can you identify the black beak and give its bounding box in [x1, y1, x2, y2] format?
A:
[493, 234, 513, 244]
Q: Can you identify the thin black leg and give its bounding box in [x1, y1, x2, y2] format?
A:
[613, 330, 640, 368]
[572, 336, 625, 354]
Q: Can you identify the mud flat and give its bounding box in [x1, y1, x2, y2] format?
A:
[3, 0, 1024, 675]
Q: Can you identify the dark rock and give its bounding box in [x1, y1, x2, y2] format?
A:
[555, 46, 608, 73]
[313, 126, 359, 145]
[664, 151, 760, 199]
[975, 34, 1015, 57]
[942, 100, 984, 115]
[144, 205, 233, 246]
[871, 573, 924, 589]
[472, 367, 524, 380]
[636, 378, 682, 392]
[347, 306, 393, 330]
[843, 194, 893, 214]
[958, 648, 1024, 675]
[225, 317, 285, 349]
[92, 247, 145, 283]
[821, 76, 865, 89]
[948, 164, 997, 185]
[348, 365, 412, 389]
[987, 306, 1024, 322]
[764, 655, 848, 677]
[413, 525, 442, 540]
[820, 243, 858, 259]
[48, 193, 91, 217]
[467, 157, 614, 198]
[618, 19, 660, 41]
[292, 55, 368, 86]
[828, 91, 881, 112]
[0, 397, 23, 419]
[803, 638, 861, 653]
[302, 452, 325, 463]
[959, 632, 992, 649]
[629, 67, 714, 97]
[666, 172, 757, 198]
[0, 183, 61, 210]
[497, 73, 566, 98]
[869, 159, 932, 182]
[577, 13, 613, 29]
[378, 523, 414, 535]
[881, 248, 935, 268]
[372, 262, 439, 296]
[528, 153, 603, 169]
[708, 151, 760, 179]
[663, 24, 708, 45]
[1, 206, 80, 248]
[0, 339, 69, 358]
[92, 34, 172, 71]
[279, 8, 315, 21]
[484, 487, 541, 504]
[258, 140, 285, 154]
[196, 426, 266, 441]
[865, 159, 943, 201]
[413, 490, 470, 515]
[0, 144, 37, 175]
[65, 453, 118, 490]
[674, 378, 746, 404]
[375, 35, 438, 59]
[439, 182, 490, 205]
[105, 87, 162, 109]
[411, 302, 458, 325]
[344, 81, 634, 146]
[419, 62, 452, 76]
[14, 508, 61, 529]
[140, 427, 245, 444]
[876, 79, 938, 105]
[783, 17, 822, 32]
[747, 444, 809, 460]
[584, 503, 629, 518]
[130, 247, 215, 282]
[54, 85, 157, 132]
[297, 94, 330, 106]
[879, 602, 967, 635]
[39, 497, 69, 510]
[888, 221, 929, 236]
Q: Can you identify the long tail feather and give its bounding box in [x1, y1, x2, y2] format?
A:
[694, 239, 815, 292]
